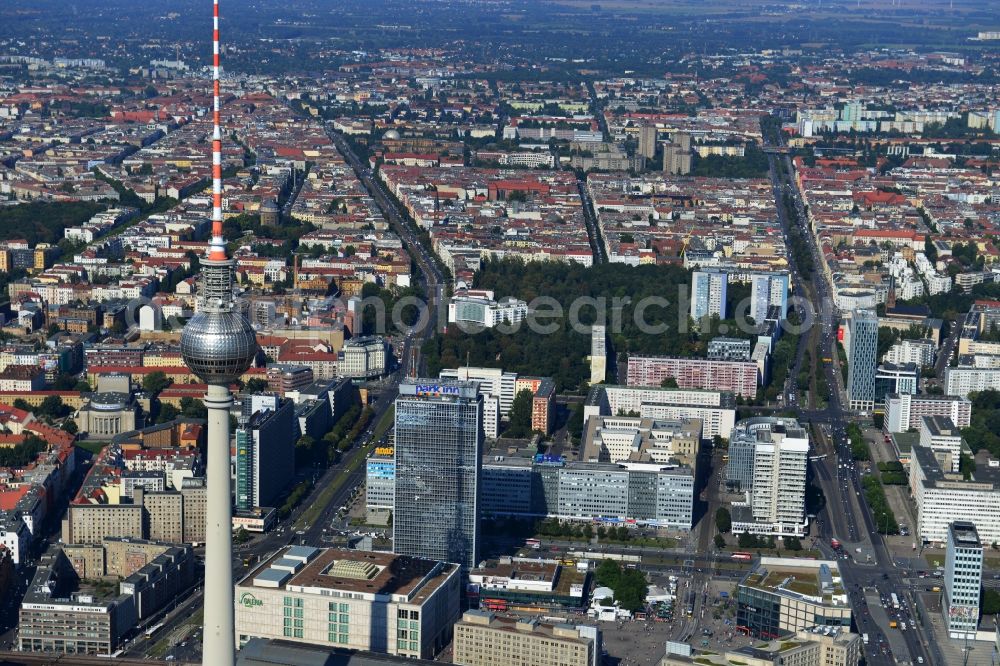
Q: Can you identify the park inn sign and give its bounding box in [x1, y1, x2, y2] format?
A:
[239, 592, 263, 609]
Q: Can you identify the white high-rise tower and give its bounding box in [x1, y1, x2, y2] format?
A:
[179, 2, 258, 664]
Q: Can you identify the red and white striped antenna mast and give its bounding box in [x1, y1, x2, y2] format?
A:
[208, 0, 226, 262]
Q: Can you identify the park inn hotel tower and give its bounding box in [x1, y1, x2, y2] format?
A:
[393, 379, 483, 570]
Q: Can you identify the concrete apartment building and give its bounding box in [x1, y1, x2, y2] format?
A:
[453, 610, 600, 666]
[448, 291, 529, 329]
[19, 541, 194, 656]
[62, 479, 206, 545]
[884, 393, 971, 433]
[944, 365, 1000, 398]
[727, 418, 809, 536]
[884, 338, 936, 367]
[918, 415, 964, 473]
[590, 324, 607, 385]
[235, 546, 460, 660]
[749, 272, 789, 324]
[583, 415, 702, 467]
[626, 355, 758, 399]
[585, 385, 736, 439]
[690, 270, 728, 322]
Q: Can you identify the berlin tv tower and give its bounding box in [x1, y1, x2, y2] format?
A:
[179, 1, 258, 664]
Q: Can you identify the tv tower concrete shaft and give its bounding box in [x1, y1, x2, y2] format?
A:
[203, 383, 235, 666]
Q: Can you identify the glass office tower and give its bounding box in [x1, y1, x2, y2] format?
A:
[393, 379, 483, 570]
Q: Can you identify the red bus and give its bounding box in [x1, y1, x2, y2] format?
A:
[830, 538, 841, 550]
[483, 598, 508, 611]
[731, 552, 753, 562]
[525, 538, 541, 550]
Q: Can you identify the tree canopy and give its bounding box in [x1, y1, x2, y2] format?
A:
[504, 389, 535, 438]
[424, 257, 700, 391]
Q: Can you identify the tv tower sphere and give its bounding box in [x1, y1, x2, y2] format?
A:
[180, 305, 258, 384]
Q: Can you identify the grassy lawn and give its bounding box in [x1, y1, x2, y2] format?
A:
[925, 554, 944, 568]
[370, 405, 394, 444]
[294, 442, 372, 530]
[148, 636, 171, 658]
[75, 440, 107, 455]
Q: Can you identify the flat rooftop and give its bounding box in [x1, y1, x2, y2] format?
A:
[949, 521, 982, 548]
[458, 610, 594, 647]
[240, 546, 459, 604]
[470, 559, 588, 599]
[913, 446, 1000, 488]
[741, 557, 845, 605]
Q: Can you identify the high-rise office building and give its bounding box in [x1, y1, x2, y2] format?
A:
[727, 418, 809, 536]
[846, 310, 878, 411]
[944, 521, 982, 640]
[638, 125, 658, 159]
[749, 272, 789, 324]
[690, 270, 728, 323]
[394, 379, 483, 570]
[235, 396, 295, 511]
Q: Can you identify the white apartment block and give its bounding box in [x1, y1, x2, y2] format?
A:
[585, 385, 736, 439]
[749, 272, 789, 323]
[729, 418, 810, 537]
[448, 292, 528, 329]
[884, 393, 971, 433]
[884, 338, 936, 367]
[944, 366, 1000, 398]
[439, 367, 518, 415]
[590, 325, 607, 385]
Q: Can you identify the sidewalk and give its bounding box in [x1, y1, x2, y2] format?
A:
[865, 425, 919, 536]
